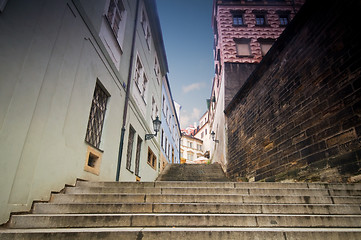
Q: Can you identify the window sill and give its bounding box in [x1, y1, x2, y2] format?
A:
[147, 162, 156, 170]
[255, 24, 271, 27]
[85, 141, 104, 153]
[103, 15, 124, 53]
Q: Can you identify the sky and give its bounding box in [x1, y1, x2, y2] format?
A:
[156, 0, 214, 129]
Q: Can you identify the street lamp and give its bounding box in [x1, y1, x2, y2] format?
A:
[211, 131, 219, 143]
[145, 116, 161, 140]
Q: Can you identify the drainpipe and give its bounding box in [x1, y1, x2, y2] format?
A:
[116, 0, 140, 181]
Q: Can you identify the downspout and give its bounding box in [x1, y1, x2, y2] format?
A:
[116, 0, 140, 181]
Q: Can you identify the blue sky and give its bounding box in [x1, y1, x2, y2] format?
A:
[156, 0, 214, 129]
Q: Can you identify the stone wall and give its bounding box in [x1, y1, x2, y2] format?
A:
[225, 0, 361, 183]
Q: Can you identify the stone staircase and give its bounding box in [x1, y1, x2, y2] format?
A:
[156, 163, 229, 182]
[1, 165, 361, 239]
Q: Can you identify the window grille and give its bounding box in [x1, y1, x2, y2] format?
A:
[85, 83, 109, 149]
[135, 136, 142, 176]
[106, 0, 125, 36]
[126, 126, 136, 170]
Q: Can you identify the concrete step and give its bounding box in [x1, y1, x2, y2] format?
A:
[33, 202, 361, 215]
[65, 186, 361, 196]
[2, 227, 361, 240]
[8, 213, 361, 228]
[76, 181, 361, 191]
[50, 193, 361, 204]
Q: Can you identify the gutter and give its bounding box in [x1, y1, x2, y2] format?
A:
[116, 0, 140, 181]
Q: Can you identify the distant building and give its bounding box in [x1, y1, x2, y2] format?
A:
[182, 126, 198, 136]
[194, 111, 211, 159]
[160, 76, 181, 171]
[180, 135, 204, 164]
[209, 0, 304, 169]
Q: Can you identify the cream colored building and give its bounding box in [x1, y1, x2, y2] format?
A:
[0, 0, 168, 224]
[180, 135, 204, 164]
[194, 111, 211, 159]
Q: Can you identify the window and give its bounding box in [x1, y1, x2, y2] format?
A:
[172, 148, 174, 163]
[255, 15, 266, 26]
[141, 74, 148, 99]
[134, 57, 147, 100]
[161, 129, 164, 149]
[162, 95, 166, 113]
[126, 126, 136, 171]
[187, 152, 193, 161]
[259, 39, 275, 56]
[147, 147, 157, 169]
[279, 15, 289, 26]
[154, 57, 160, 83]
[197, 144, 202, 151]
[85, 82, 109, 149]
[165, 138, 168, 154]
[135, 57, 142, 88]
[166, 106, 169, 123]
[201, 132, 204, 139]
[151, 97, 158, 120]
[141, 9, 151, 50]
[234, 39, 251, 56]
[135, 136, 142, 177]
[233, 14, 244, 26]
[205, 129, 207, 135]
[84, 146, 103, 175]
[188, 142, 193, 148]
[106, 0, 126, 37]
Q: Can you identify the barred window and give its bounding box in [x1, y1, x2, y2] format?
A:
[126, 126, 136, 171]
[106, 0, 125, 37]
[85, 83, 109, 149]
[134, 56, 148, 100]
[135, 136, 142, 176]
[141, 9, 151, 50]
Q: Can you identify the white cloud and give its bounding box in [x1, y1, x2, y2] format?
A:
[180, 107, 201, 129]
[182, 82, 206, 93]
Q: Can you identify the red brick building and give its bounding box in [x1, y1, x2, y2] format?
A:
[209, 0, 304, 169]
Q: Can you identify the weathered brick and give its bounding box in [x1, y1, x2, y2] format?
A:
[313, 124, 341, 142]
[301, 141, 327, 158]
[326, 129, 357, 147]
[342, 115, 361, 130]
[225, 0, 361, 182]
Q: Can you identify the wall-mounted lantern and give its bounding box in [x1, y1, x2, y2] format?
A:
[146, 116, 161, 140]
[211, 131, 219, 143]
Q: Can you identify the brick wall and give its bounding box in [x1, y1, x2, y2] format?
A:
[225, 0, 361, 183]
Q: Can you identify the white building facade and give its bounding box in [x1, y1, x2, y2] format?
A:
[0, 0, 169, 224]
[194, 111, 211, 159]
[180, 135, 204, 164]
